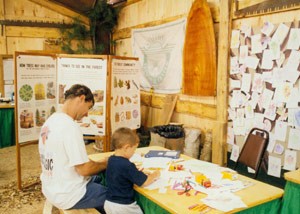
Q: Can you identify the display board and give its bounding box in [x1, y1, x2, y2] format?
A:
[14, 52, 141, 189]
[227, 20, 300, 178]
[0, 55, 14, 98]
[111, 57, 141, 132]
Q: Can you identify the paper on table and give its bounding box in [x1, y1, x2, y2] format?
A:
[142, 157, 173, 169]
[143, 177, 169, 190]
[201, 192, 247, 212]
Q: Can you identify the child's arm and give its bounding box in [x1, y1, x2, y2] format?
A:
[142, 170, 160, 187]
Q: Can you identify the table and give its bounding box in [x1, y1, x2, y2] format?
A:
[281, 169, 300, 214]
[0, 104, 15, 148]
[89, 146, 284, 214]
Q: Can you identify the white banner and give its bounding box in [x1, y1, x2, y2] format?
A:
[132, 18, 186, 94]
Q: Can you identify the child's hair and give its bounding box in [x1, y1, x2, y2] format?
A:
[64, 84, 95, 105]
[112, 127, 139, 149]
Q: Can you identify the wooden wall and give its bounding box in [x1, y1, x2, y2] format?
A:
[113, 0, 300, 166]
[113, 0, 226, 165]
[0, 0, 89, 54]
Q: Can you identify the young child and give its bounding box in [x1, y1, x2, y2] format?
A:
[104, 127, 160, 214]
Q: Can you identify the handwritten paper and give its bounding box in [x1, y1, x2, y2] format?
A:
[288, 128, 300, 151]
[230, 56, 240, 74]
[261, 89, 274, 109]
[239, 45, 248, 64]
[261, 49, 274, 69]
[268, 156, 282, 178]
[241, 73, 251, 93]
[274, 121, 288, 141]
[261, 21, 275, 36]
[245, 56, 259, 69]
[231, 30, 240, 49]
[252, 73, 264, 93]
[283, 150, 297, 171]
[271, 23, 289, 45]
[230, 144, 239, 162]
[227, 127, 235, 145]
[251, 34, 263, 54]
[286, 28, 300, 50]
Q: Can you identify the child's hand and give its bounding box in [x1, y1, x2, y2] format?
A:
[152, 170, 161, 179]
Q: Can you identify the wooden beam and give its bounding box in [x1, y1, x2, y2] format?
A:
[5, 26, 61, 38]
[113, 14, 187, 40]
[140, 92, 217, 120]
[215, 0, 232, 166]
[175, 99, 217, 120]
[28, 0, 89, 25]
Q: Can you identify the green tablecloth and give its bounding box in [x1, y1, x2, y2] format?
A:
[0, 108, 15, 148]
[281, 181, 300, 214]
[136, 194, 281, 214]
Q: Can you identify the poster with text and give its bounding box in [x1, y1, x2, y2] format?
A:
[57, 57, 107, 136]
[16, 55, 57, 143]
[111, 59, 141, 132]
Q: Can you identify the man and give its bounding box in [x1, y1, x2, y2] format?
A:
[39, 84, 107, 212]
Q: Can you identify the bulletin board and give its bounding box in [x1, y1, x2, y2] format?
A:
[227, 20, 300, 179]
[14, 52, 141, 189]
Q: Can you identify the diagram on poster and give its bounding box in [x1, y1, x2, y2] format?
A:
[57, 57, 107, 136]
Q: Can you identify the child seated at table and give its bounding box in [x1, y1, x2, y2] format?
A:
[104, 127, 160, 214]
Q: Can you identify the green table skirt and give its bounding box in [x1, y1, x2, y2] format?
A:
[136, 192, 281, 214]
[0, 108, 15, 148]
[281, 181, 300, 214]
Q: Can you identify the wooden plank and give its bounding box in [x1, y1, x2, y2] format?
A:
[0, 36, 7, 55]
[5, 26, 61, 38]
[234, 0, 300, 18]
[215, 0, 232, 166]
[113, 14, 187, 41]
[157, 94, 178, 125]
[28, 0, 89, 25]
[175, 99, 217, 119]
[182, 0, 217, 96]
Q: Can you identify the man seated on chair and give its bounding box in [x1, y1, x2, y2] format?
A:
[38, 84, 107, 213]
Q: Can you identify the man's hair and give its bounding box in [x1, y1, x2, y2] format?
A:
[64, 84, 95, 105]
[111, 127, 139, 149]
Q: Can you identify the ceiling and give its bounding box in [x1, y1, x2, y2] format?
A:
[48, 0, 127, 14]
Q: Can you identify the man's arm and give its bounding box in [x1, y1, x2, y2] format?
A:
[75, 158, 107, 176]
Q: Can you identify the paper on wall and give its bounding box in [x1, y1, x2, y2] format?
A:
[286, 28, 300, 50]
[274, 121, 288, 141]
[230, 144, 239, 162]
[271, 23, 290, 45]
[241, 73, 251, 93]
[245, 56, 259, 69]
[283, 150, 297, 171]
[268, 156, 282, 178]
[261, 21, 275, 36]
[251, 34, 263, 54]
[261, 49, 274, 69]
[231, 30, 241, 49]
[287, 128, 300, 151]
[239, 45, 248, 64]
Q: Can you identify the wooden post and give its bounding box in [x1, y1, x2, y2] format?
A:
[214, 0, 232, 166]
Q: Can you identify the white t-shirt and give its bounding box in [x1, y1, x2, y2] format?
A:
[38, 112, 90, 209]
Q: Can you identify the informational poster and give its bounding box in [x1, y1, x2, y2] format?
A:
[111, 59, 141, 132]
[57, 57, 107, 136]
[16, 55, 57, 143]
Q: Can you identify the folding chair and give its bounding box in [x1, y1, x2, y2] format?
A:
[234, 128, 269, 179]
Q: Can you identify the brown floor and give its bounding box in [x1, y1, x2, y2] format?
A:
[0, 143, 100, 214]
